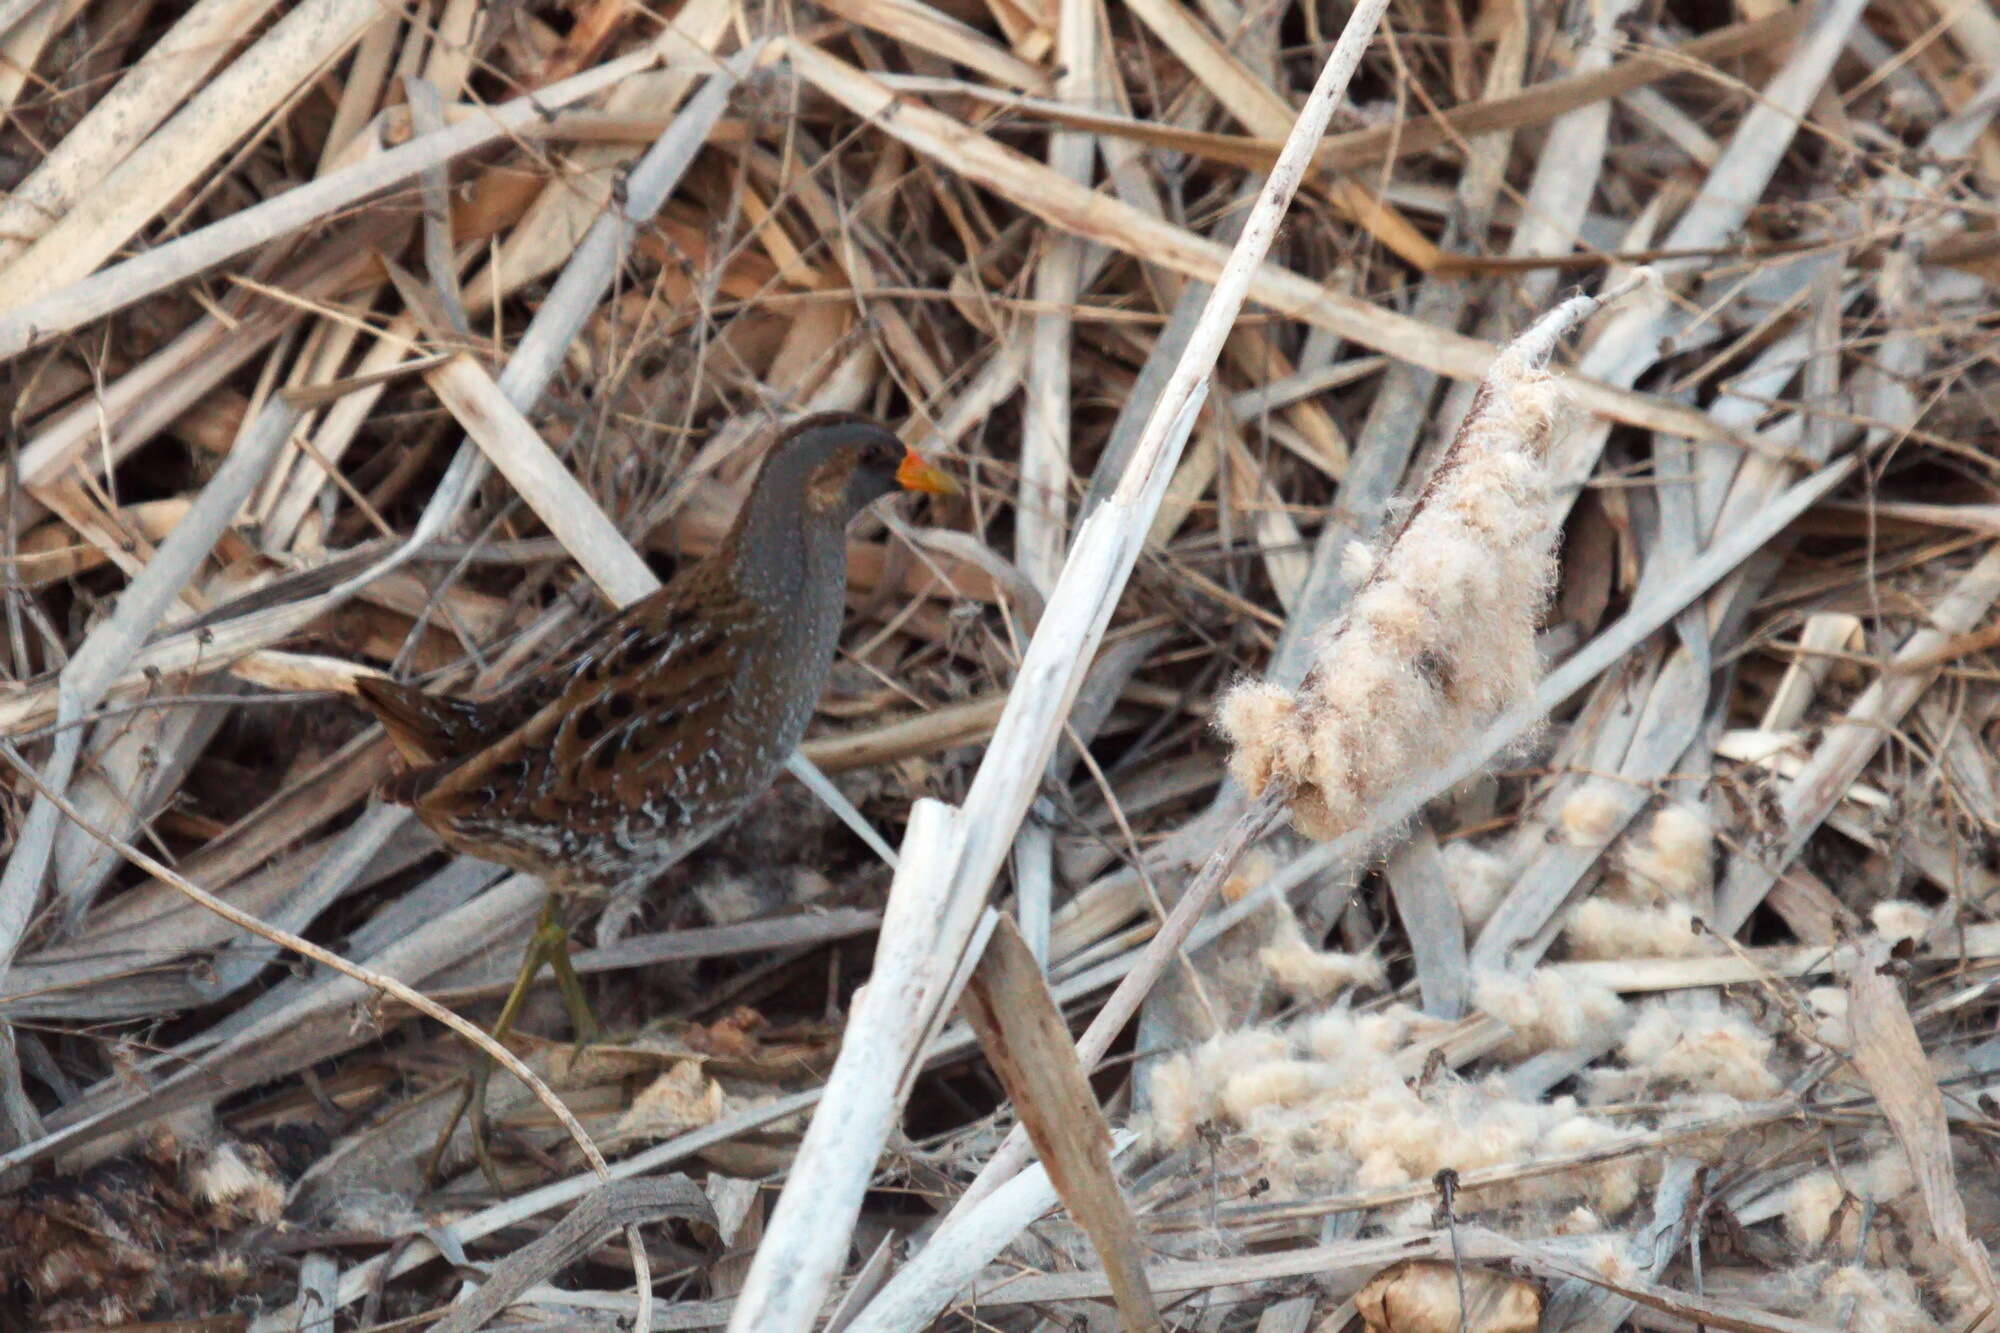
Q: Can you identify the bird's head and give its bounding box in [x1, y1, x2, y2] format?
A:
[766, 412, 958, 522]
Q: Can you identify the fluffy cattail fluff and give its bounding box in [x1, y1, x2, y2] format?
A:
[1611, 994, 1781, 1100]
[1782, 1170, 1849, 1249]
[1563, 899, 1720, 961]
[1259, 902, 1386, 1001]
[1807, 986, 1852, 1050]
[1621, 805, 1713, 905]
[1218, 305, 1586, 842]
[1559, 803, 1721, 959]
[1781, 1147, 1918, 1252]
[1555, 1205, 1603, 1235]
[1144, 1004, 1643, 1217]
[1473, 967, 1625, 1057]
[189, 1141, 286, 1224]
[1142, 1028, 1290, 1149]
[1559, 785, 1625, 847]
[1341, 539, 1378, 587]
[1442, 839, 1513, 932]
[1810, 1265, 1940, 1333]
[1870, 899, 1932, 942]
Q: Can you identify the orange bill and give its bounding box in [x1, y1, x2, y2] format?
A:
[895, 448, 960, 496]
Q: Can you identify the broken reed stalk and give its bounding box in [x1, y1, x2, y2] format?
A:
[950, 271, 1657, 1218]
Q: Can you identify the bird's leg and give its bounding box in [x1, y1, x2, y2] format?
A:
[426, 893, 577, 1189]
[546, 906, 599, 1053]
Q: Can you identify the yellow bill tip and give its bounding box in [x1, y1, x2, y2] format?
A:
[895, 449, 960, 496]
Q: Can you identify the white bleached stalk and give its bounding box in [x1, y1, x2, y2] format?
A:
[1016, 0, 1099, 597]
[725, 8, 1393, 1327]
[727, 800, 962, 1329]
[1011, 0, 1102, 967]
[424, 358, 661, 605]
[844, 1134, 1136, 1333]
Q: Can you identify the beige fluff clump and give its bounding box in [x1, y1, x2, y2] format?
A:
[1559, 785, 1625, 847]
[1783, 1170, 1848, 1249]
[1812, 1265, 1940, 1333]
[1150, 1003, 1642, 1217]
[1143, 1029, 1291, 1148]
[1146, 1051, 1203, 1149]
[1260, 905, 1386, 1001]
[1870, 900, 1932, 942]
[1556, 1205, 1603, 1235]
[1616, 995, 1781, 1099]
[1441, 839, 1513, 932]
[1586, 1236, 1642, 1286]
[1221, 1059, 1330, 1124]
[1473, 967, 1625, 1057]
[1784, 1149, 1919, 1257]
[1850, 1147, 1915, 1203]
[1621, 805, 1713, 905]
[1341, 539, 1377, 588]
[1300, 1005, 1434, 1069]
[1217, 681, 1313, 804]
[1564, 899, 1720, 961]
[1808, 987, 1852, 1050]
[1540, 1113, 1642, 1214]
[1561, 804, 1721, 960]
[190, 1141, 286, 1224]
[1217, 337, 1567, 842]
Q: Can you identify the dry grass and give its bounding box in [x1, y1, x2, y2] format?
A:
[1, 1, 1998, 1330]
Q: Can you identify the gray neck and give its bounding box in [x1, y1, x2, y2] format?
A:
[726, 453, 854, 614]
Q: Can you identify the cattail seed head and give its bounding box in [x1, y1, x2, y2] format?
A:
[1219, 319, 1573, 842]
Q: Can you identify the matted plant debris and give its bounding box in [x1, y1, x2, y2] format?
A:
[0, 0, 1997, 1330]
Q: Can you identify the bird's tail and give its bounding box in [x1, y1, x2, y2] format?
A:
[352, 677, 496, 767]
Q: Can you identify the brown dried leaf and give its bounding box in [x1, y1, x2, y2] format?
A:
[965, 916, 1162, 1332]
[1356, 1260, 1541, 1333]
[1845, 936, 2000, 1320]
[611, 1061, 725, 1141]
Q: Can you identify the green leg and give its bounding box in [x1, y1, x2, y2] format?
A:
[546, 913, 600, 1052]
[426, 895, 593, 1189]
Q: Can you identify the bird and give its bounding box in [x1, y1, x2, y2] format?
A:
[351, 412, 957, 1181]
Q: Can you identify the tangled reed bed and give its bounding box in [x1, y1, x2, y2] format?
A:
[0, 0, 1998, 1329]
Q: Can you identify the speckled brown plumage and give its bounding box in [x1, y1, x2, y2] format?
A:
[354, 412, 955, 892]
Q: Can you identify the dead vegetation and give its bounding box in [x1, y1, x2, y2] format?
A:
[0, 0, 1998, 1329]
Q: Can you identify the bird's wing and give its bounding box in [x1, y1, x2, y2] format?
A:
[360, 562, 704, 786]
[410, 571, 763, 834]
[353, 604, 630, 768]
